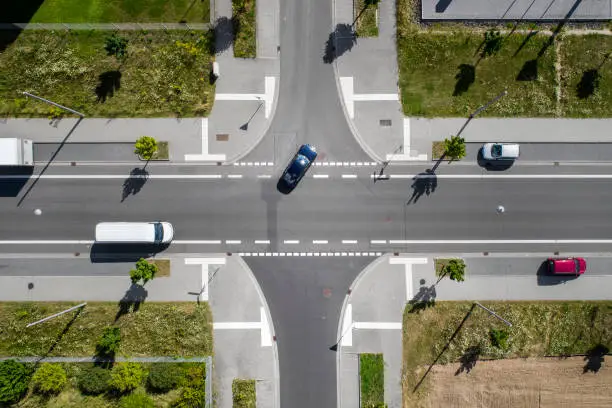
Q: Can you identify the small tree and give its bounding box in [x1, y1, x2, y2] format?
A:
[96, 326, 121, 357]
[120, 392, 155, 408]
[78, 365, 111, 395]
[109, 363, 145, 394]
[365, 0, 381, 6]
[32, 363, 67, 395]
[443, 135, 466, 160]
[130, 258, 158, 285]
[147, 363, 183, 393]
[444, 259, 466, 282]
[105, 33, 129, 59]
[134, 136, 158, 161]
[482, 30, 503, 57]
[489, 328, 509, 349]
[0, 360, 31, 404]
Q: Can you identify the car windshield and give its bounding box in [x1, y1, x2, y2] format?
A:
[492, 144, 503, 158]
[574, 259, 580, 273]
[154, 223, 163, 243]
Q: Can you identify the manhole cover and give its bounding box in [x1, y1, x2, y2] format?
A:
[379, 119, 392, 127]
[216, 134, 229, 142]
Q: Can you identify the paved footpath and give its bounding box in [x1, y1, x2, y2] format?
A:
[337, 252, 612, 408]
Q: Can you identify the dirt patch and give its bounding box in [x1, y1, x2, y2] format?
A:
[425, 357, 611, 408]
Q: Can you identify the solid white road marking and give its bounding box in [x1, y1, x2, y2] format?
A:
[342, 240, 358, 244]
[225, 240, 242, 244]
[184, 118, 227, 162]
[283, 240, 299, 244]
[371, 240, 387, 244]
[260, 307, 272, 347]
[313, 240, 329, 244]
[185, 257, 226, 302]
[339, 77, 399, 119]
[389, 257, 428, 301]
[353, 322, 402, 330]
[215, 77, 275, 118]
[175, 240, 222, 244]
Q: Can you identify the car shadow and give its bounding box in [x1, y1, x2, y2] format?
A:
[276, 178, 294, 195]
[536, 260, 580, 286]
[0, 166, 33, 197]
[89, 243, 169, 263]
[476, 149, 515, 171]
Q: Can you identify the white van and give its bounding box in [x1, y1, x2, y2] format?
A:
[95, 222, 174, 244]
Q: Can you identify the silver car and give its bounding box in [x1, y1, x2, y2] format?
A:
[481, 143, 520, 160]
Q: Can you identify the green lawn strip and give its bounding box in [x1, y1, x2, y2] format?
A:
[354, 0, 378, 37]
[397, 31, 557, 117]
[232, 379, 256, 408]
[14, 361, 205, 407]
[151, 258, 171, 277]
[433, 258, 453, 276]
[4, 0, 210, 23]
[560, 34, 612, 118]
[402, 301, 612, 407]
[0, 30, 214, 118]
[359, 353, 385, 407]
[0, 302, 213, 357]
[232, 0, 257, 58]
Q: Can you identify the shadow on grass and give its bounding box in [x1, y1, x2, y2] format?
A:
[455, 344, 481, 375]
[41, 307, 84, 359]
[95, 71, 122, 103]
[323, 23, 357, 64]
[576, 69, 600, 99]
[517, 59, 538, 81]
[408, 285, 437, 313]
[584, 344, 609, 373]
[453, 64, 475, 96]
[114, 283, 148, 323]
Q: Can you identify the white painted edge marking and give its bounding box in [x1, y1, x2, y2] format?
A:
[313, 174, 329, 179]
[339, 77, 355, 119]
[342, 240, 358, 244]
[353, 322, 402, 330]
[185, 258, 226, 265]
[254, 240, 271, 244]
[260, 307, 272, 347]
[227, 174, 243, 179]
[213, 322, 261, 329]
[341, 174, 357, 179]
[283, 240, 300, 244]
[405, 264, 413, 301]
[225, 240, 242, 244]
[371, 240, 387, 244]
[389, 257, 429, 264]
[257, 175, 272, 179]
[340, 303, 353, 347]
[313, 240, 329, 244]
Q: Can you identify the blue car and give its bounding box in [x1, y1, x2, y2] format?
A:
[278, 144, 317, 193]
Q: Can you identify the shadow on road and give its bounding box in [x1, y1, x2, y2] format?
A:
[476, 149, 515, 171]
[213, 16, 234, 55]
[323, 23, 357, 64]
[406, 170, 437, 205]
[0, 166, 33, 197]
[121, 167, 149, 202]
[536, 261, 579, 286]
[90, 243, 169, 263]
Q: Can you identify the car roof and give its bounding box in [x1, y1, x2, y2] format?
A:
[298, 144, 317, 162]
[288, 155, 309, 174]
[549, 258, 577, 273]
[500, 144, 520, 157]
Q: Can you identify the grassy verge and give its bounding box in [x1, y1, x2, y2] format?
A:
[12, 362, 205, 407]
[431, 142, 445, 160]
[355, 0, 379, 37]
[433, 258, 452, 276]
[398, 31, 557, 117]
[232, 379, 256, 407]
[0, 30, 215, 118]
[232, 0, 257, 58]
[147, 141, 170, 161]
[360, 353, 385, 408]
[3, 0, 210, 23]
[403, 301, 612, 407]
[560, 34, 612, 118]
[151, 258, 171, 277]
[0, 302, 213, 357]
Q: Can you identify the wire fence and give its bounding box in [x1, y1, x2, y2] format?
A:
[0, 22, 211, 30]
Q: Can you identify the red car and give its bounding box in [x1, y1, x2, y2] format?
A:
[547, 257, 586, 275]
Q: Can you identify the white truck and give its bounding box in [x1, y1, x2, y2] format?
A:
[0, 138, 34, 167]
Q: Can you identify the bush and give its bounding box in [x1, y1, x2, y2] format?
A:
[96, 326, 121, 357]
[134, 136, 158, 161]
[482, 29, 503, 57]
[489, 328, 510, 349]
[110, 363, 145, 394]
[130, 258, 158, 285]
[233, 379, 256, 408]
[120, 392, 155, 408]
[0, 359, 32, 404]
[443, 135, 466, 160]
[32, 363, 67, 395]
[105, 33, 129, 59]
[444, 259, 466, 282]
[172, 386, 205, 408]
[78, 365, 111, 395]
[147, 363, 183, 393]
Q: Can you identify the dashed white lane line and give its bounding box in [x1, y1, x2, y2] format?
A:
[254, 240, 271, 244]
[227, 174, 243, 179]
[313, 240, 329, 244]
[341, 174, 358, 179]
[257, 175, 272, 179]
[371, 240, 387, 244]
[313, 174, 329, 179]
[283, 240, 300, 244]
[225, 240, 242, 244]
[238, 252, 382, 257]
[342, 240, 358, 244]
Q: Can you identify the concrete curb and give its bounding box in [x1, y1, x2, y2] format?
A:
[335, 253, 391, 408]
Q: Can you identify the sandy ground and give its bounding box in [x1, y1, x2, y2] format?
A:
[426, 356, 611, 408]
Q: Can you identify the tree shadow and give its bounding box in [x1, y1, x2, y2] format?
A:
[114, 283, 148, 323]
[0, 2, 46, 51]
[512, 30, 539, 58]
[406, 170, 437, 205]
[453, 64, 475, 96]
[213, 16, 234, 54]
[323, 23, 357, 64]
[95, 71, 122, 103]
[41, 307, 84, 359]
[121, 167, 149, 202]
[584, 344, 609, 373]
[455, 344, 482, 375]
[576, 69, 600, 99]
[517, 59, 538, 81]
[408, 284, 437, 313]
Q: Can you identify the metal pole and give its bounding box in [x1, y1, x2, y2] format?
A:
[474, 302, 512, 327]
[21, 92, 85, 117]
[471, 89, 508, 119]
[26, 303, 87, 328]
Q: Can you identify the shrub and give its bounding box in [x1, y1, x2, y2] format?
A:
[130, 258, 158, 285]
[96, 326, 122, 357]
[120, 392, 155, 408]
[443, 135, 466, 160]
[32, 363, 67, 395]
[489, 328, 510, 349]
[444, 259, 466, 282]
[134, 137, 158, 161]
[147, 363, 183, 393]
[109, 363, 145, 394]
[77, 365, 111, 395]
[172, 386, 205, 408]
[233, 379, 256, 408]
[105, 34, 129, 59]
[0, 360, 32, 404]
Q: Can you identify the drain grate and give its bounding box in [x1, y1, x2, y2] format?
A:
[216, 134, 229, 142]
[379, 119, 392, 127]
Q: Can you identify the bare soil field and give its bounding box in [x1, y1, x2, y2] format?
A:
[425, 356, 611, 408]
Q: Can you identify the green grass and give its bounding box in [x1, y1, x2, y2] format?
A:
[359, 353, 385, 408]
[355, 0, 379, 37]
[3, 0, 210, 23]
[232, 0, 257, 58]
[398, 31, 557, 117]
[151, 258, 171, 277]
[560, 35, 612, 118]
[0, 30, 215, 118]
[0, 302, 213, 357]
[15, 362, 205, 407]
[232, 379, 256, 408]
[402, 301, 612, 407]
